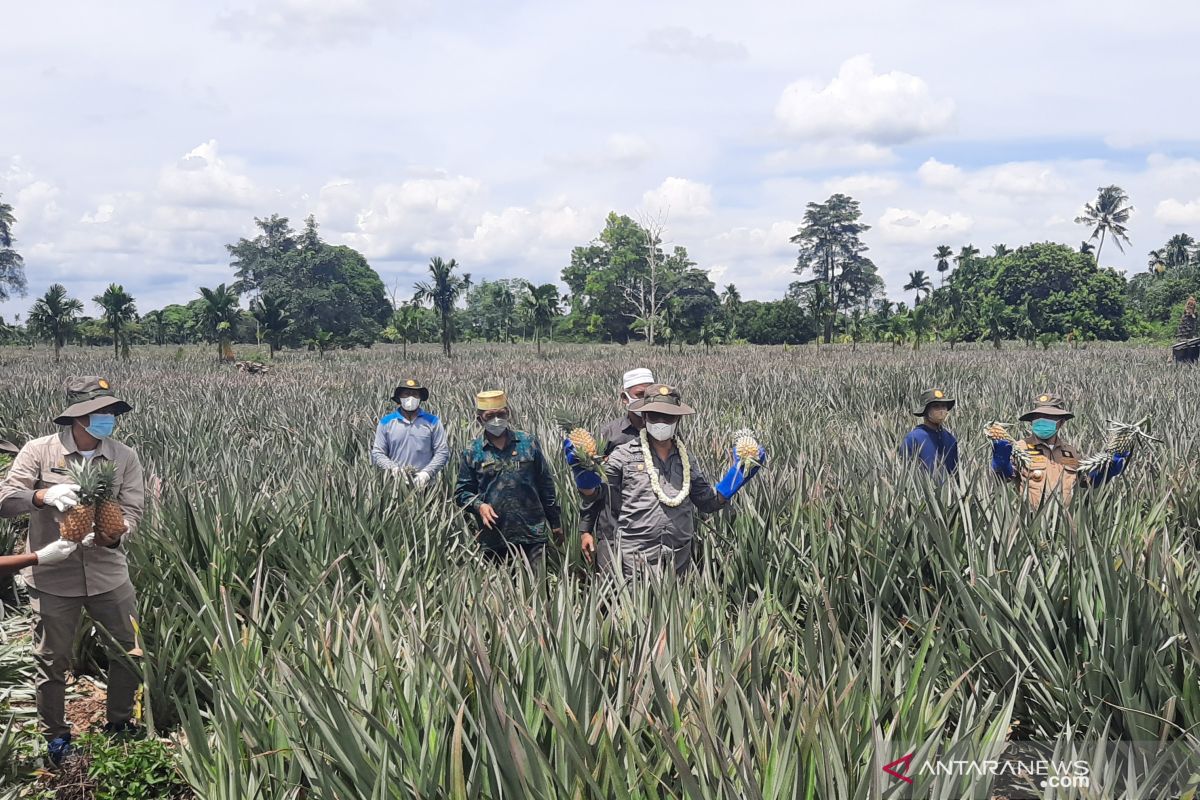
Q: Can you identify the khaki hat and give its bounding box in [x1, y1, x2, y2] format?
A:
[632, 384, 696, 416]
[1019, 392, 1074, 422]
[475, 390, 508, 411]
[0, 439, 18, 455]
[53, 377, 132, 426]
[391, 378, 430, 402]
[913, 388, 955, 416]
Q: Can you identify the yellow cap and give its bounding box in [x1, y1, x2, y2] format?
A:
[475, 390, 508, 410]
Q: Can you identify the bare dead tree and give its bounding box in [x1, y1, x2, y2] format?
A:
[622, 209, 678, 346]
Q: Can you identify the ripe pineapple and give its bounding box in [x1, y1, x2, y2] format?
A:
[983, 421, 1034, 470]
[58, 460, 121, 542]
[733, 428, 763, 471]
[556, 417, 606, 480]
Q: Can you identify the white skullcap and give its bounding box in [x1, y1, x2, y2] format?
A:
[622, 368, 655, 390]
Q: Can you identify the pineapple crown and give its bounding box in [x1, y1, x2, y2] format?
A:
[65, 459, 117, 505]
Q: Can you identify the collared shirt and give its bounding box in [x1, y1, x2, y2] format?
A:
[0, 429, 145, 597]
[578, 415, 642, 537]
[592, 437, 724, 554]
[454, 430, 561, 547]
[901, 424, 959, 475]
[370, 408, 450, 475]
[1002, 435, 1083, 507]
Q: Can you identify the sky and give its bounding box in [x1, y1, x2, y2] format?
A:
[3, 0, 1200, 321]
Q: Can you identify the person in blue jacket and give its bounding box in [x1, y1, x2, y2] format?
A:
[901, 388, 959, 476]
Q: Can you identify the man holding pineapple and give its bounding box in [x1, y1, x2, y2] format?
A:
[371, 378, 450, 488]
[570, 384, 765, 577]
[454, 390, 563, 567]
[577, 367, 655, 571]
[0, 377, 145, 764]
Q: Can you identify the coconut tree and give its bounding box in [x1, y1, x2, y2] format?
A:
[903, 270, 933, 306]
[1163, 233, 1195, 269]
[413, 257, 471, 358]
[1075, 185, 1133, 265]
[198, 284, 242, 361]
[0, 193, 26, 302]
[250, 294, 290, 358]
[94, 283, 137, 360]
[992, 243, 1011, 257]
[1148, 249, 1167, 276]
[27, 284, 83, 361]
[933, 245, 954, 286]
[520, 282, 562, 356]
[955, 244, 980, 272]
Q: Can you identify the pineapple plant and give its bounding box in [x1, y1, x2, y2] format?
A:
[1077, 416, 1161, 474]
[58, 460, 121, 542]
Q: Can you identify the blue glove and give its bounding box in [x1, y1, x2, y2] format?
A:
[991, 439, 1015, 479]
[563, 439, 602, 490]
[715, 447, 766, 500]
[1089, 451, 1129, 486]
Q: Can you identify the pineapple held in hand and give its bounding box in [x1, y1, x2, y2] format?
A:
[733, 428, 763, 472]
[557, 418, 607, 481]
[58, 460, 122, 542]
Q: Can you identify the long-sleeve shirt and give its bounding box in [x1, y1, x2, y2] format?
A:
[577, 415, 641, 538]
[587, 437, 724, 558]
[453, 430, 561, 547]
[370, 409, 450, 476]
[0, 429, 145, 597]
[901, 424, 958, 475]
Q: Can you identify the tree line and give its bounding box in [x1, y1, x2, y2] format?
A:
[1, 184, 1198, 358]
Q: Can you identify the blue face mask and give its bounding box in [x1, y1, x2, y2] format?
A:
[1030, 419, 1058, 440]
[86, 414, 116, 439]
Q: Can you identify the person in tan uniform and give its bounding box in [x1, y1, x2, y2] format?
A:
[0, 377, 145, 765]
[990, 392, 1130, 506]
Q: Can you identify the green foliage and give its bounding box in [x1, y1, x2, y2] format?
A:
[27, 283, 83, 360]
[1075, 184, 1133, 265]
[414, 256, 471, 357]
[71, 732, 190, 800]
[0, 193, 26, 302]
[94, 283, 137, 360]
[227, 215, 390, 350]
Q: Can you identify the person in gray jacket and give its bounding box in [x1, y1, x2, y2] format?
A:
[370, 378, 450, 489]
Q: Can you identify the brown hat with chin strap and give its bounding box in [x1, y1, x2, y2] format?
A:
[53, 376, 132, 426]
[913, 388, 956, 416]
[1019, 392, 1074, 421]
[391, 378, 430, 403]
[631, 384, 696, 416]
[0, 438, 18, 455]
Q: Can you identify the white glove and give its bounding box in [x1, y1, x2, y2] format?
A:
[44, 483, 81, 513]
[412, 471, 431, 489]
[80, 532, 96, 548]
[35, 539, 78, 565]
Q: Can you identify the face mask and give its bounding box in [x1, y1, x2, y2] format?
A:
[926, 408, 949, 425]
[1031, 419, 1058, 440]
[399, 397, 420, 412]
[622, 392, 643, 416]
[646, 421, 677, 441]
[483, 418, 509, 436]
[86, 414, 116, 439]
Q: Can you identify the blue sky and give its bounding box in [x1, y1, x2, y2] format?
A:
[3, 0, 1200, 321]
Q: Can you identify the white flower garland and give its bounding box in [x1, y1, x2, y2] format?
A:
[639, 428, 690, 507]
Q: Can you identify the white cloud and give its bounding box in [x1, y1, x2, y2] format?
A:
[774, 55, 954, 144]
[216, 0, 428, 46]
[639, 27, 748, 62]
[917, 158, 963, 189]
[824, 174, 899, 196]
[642, 177, 712, 218]
[763, 142, 896, 171]
[877, 207, 973, 244]
[548, 133, 652, 170]
[1155, 198, 1200, 225]
[975, 162, 1067, 196]
[158, 140, 261, 208]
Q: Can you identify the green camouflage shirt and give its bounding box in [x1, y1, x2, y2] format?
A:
[454, 430, 561, 547]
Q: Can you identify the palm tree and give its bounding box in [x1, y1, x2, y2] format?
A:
[0, 194, 27, 302]
[143, 309, 167, 346]
[27, 284, 83, 361]
[391, 301, 422, 358]
[979, 295, 1007, 349]
[520, 282, 562, 356]
[933, 245, 954, 286]
[1080, 241, 1095, 257]
[1148, 249, 1167, 276]
[903, 270, 933, 306]
[413, 257, 471, 358]
[1163, 233, 1195, 269]
[94, 284, 137, 360]
[0, 195, 14, 248]
[954, 244, 980, 272]
[992, 243, 1011, 257]
[909, 305, 930, 351]
[1074, 185, 1133, 265]
[198, 284, 241, 361]
[249, 295, 290, 358]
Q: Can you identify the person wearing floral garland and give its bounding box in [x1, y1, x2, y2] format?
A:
[570, 383, 766, 577]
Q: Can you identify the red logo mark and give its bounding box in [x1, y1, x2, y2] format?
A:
[883, 753, 914, 784]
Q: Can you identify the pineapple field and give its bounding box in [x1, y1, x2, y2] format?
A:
[1, 342, 1199, 799]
